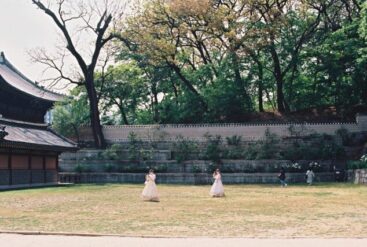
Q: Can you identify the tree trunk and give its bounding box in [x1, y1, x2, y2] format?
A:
[152, 82, 160, 123]
[275, 75, 286, 113]
[256, 59, 264, 112]
[265, 88, 276, 111]
[85, 74, 106, 148]
[118, 104, 129, 125]
[269, 45, 287, 113]
[72, 124, 80, 144]
[171, 79, 179, 105]
[231, 52, 253, 111]
[168, 61, 208, 111]
[31, 0, 112, 149]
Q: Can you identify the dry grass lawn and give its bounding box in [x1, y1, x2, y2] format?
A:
[0, 183, 366, 237]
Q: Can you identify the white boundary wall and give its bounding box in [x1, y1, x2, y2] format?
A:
[78, 114, 367, 142]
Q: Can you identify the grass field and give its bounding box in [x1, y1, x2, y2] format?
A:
[0, 183, 366, 237]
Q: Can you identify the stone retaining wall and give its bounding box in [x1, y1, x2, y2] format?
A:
[350, 169, 367, 184]
[61, 149, 171, 161]
[59, 172, 336, 185]
[59, 159, 336, 173]
[77, 114, 367, 143]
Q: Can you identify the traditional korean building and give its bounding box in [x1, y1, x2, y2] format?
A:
[0, 52, 77, 189]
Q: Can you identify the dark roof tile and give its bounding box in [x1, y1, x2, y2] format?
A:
[0, 117, 77, 151]
[0, 52, 64, 102]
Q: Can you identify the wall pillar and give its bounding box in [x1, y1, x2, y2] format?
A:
[356, 113, 367, 132]
[8, 151, 12, 185]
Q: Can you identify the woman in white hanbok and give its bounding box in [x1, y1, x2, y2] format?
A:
[142, 169, 159, 202]
[210, 169, 225, 197]
[306, 168, 315, 185]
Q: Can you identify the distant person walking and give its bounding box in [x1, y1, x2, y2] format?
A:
[210, 168, 225, 197]
[278, 167, 287, 187]
[306, 168, 315, 185]
[142, 169, 159, 202]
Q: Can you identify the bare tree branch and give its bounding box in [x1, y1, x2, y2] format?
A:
[31, 0, 129, 148]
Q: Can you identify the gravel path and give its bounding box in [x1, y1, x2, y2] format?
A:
[0, 234, 367, 247]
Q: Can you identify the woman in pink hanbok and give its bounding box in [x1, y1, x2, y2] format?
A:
[210, 168, 225, 197]
[142, 169, 160, 202]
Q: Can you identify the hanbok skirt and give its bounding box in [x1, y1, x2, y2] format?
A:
[307, 176, 314, 184]
[210, 179, 225, 197]
[142, 181, 160, 202]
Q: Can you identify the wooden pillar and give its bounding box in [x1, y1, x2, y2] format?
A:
[56, 154, 59, 183]
[56, 154, 59, 171]
[8, 150, 12, 185]
[43, 155, 46, 183]
[28, 154, 32, 184]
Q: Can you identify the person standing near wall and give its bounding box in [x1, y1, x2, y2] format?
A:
[306, 168, 315, 185]
[142, 169, 160, 202]
[210, 168, 225, 197]
[278, 167, 287, 187]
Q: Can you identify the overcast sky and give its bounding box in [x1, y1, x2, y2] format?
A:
[0, 0, 62, 87]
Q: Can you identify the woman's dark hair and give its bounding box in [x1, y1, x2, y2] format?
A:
[149, 169, 154, 173]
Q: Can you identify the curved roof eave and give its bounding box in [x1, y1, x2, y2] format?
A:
[0, 52, 66, 103]
[0, 117, 78, 152]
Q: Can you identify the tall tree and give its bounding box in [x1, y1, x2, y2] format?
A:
[112, 0, 365, 123]
[31, 0, 126, 148]
[360, 1, 367, 40]
[97, 62, 149, 125]
[52, 88, 90, 142]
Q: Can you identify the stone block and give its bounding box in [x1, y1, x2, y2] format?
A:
[59, 172, 335, 185]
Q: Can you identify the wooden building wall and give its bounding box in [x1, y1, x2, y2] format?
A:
[0, 149, 58, 186]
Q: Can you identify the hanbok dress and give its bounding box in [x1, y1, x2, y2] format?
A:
[142, 173, 160, 202]
[210, 173, 225, 197]
[306, 170, 315, 185]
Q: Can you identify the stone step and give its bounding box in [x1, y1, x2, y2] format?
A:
[58, 172, 337, 185]
[58, 159, 336, 173]
[60, 149, 172, 161]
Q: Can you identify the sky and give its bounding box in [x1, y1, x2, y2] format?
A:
[0, 0, 61, 87]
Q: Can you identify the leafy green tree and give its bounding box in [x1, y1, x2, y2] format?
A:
[112, 0, 366, 124]
[97, 62, 149, 125]
[300, 21, 367, 110]
[361, 1, 367, 39]
[52, 88, 90, 142]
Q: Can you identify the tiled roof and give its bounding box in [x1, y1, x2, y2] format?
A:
[0, 125, 7, 140]
[0, 52, 64, 102]
[0, 117, 77, 152]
